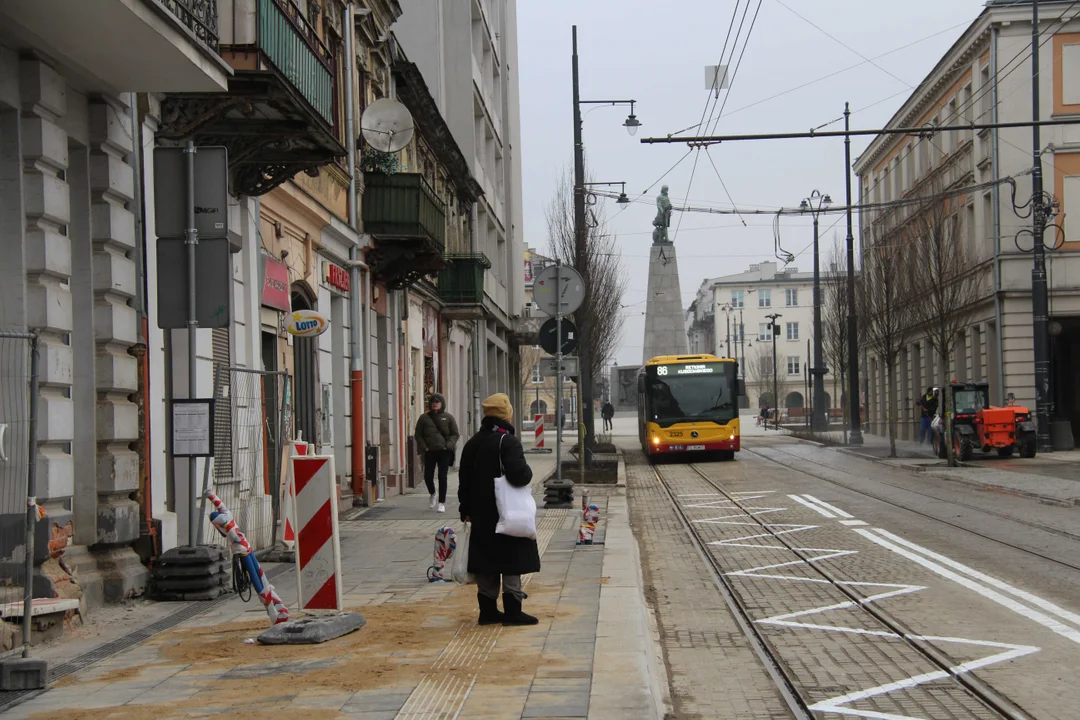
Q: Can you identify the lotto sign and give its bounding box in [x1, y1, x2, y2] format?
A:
[287, 309, 330, 337]
[291, 455, 343, 611]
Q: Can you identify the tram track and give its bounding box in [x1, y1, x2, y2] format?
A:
[652, 459, 1031, 720]
[742, 443, 1080, 574]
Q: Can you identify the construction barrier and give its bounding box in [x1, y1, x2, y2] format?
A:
[291, 454, 343, 611]
[280, 433, 311, 552]
[427, 526, 457, 582]
[577, 497, 600, 545]
[534, 414, 544, 449]
[206, 491, 289, 625]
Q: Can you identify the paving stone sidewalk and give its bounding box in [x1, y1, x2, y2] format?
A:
[2, 450, 663, 720]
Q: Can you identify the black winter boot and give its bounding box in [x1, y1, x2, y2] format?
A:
[477, 593, 504, 625]
[502, 593, 539, 626]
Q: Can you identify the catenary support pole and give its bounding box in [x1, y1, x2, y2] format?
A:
[571, 26, 593, 473]
[1030, 0, 1053, 452]
[555, 260, 563, 487]
[184, 140, 199, 547]
[22, 332, 39, 657]
[812, 212, 826, 431]
[844, 103, 864, 444]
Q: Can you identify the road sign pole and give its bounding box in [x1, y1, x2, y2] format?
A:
[184, 140, 199, 548]
[555, 260, 562, 487]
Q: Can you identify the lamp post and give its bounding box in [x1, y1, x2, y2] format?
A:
[572, 24, 640, 467]
[585, 181, 631, 204]
[800, 190, 831, 431]
[843, 104, 864, 445]
[767, 312, 782, 430]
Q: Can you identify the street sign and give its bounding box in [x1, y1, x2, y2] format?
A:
[156, 238, 231, 329]
[539, 318, 578, 355]
[540, 356, 579, 377]
[154, 146, 230, 240]
[532, 265, 585, 316]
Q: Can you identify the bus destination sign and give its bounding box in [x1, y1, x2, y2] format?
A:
[655, 364, 717, 376]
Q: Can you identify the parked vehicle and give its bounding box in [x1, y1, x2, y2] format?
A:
[932, 381, 1037, 461]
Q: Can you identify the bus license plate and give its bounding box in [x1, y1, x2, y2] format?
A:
[687, 444, 705, 451]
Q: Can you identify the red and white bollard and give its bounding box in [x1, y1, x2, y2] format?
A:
[577, 490, 599, 545]
[534, 414, 545, 449]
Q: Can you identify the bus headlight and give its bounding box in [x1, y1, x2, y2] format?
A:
[651, 436, 660, 445]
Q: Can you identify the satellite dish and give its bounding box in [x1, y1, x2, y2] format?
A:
[361, 98, 415, 153]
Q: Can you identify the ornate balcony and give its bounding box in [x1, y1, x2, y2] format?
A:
[438, 253, 491, 319]
[158, 0, 345, 196]
[363, 173, 448, 289]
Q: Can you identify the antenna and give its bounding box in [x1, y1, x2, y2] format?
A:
[360, 98, 415, 153]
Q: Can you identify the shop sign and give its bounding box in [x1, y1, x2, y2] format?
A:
[324, 261, 350, 293]
[286, 309, 329, 337]
[261, 256, 290, 312]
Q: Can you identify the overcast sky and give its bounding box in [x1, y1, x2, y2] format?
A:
[517, 0, 990, 369]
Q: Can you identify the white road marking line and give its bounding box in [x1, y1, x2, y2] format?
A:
[840, 520, 868, 526]
[871, 527, 1080, 630]
[802, 494, 855, 518]
[693, 509, 785, 522]
[857, 528, 1080, 646]
[789, 494, 837, 518]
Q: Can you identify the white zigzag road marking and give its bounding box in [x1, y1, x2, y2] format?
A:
[693, 508, 786, 521]
[689, 492, 1042, 720]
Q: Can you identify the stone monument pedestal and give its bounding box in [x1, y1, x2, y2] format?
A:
[643, 242, 688, 363]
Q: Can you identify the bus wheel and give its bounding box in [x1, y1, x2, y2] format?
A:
[720, 450, 735, 461]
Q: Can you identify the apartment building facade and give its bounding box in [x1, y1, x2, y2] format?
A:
[854, 0, 1080, 446]
[688, 261, 832, 413]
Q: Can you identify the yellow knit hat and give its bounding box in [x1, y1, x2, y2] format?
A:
[481, 393, 514, 422]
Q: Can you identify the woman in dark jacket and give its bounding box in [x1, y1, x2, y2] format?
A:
[458, 393, 540, 626]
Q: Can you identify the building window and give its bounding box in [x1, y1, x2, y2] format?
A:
[786, 322, 799, 341]
[759, 323, 770, 341]
[733, 323, 744, 342]
[731, 290, 744, 308]
[531, 363, 542, 383]
[759, 290, 771, 308]
[785, 288, 798, 307]
[787, 356, 801, 376]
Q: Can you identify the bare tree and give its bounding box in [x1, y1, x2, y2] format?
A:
[858, 221, 911, 458]
[519, 345, 544, 387]
[824, 233, 852, 435]
[546, 165, 627, 384]
[907, 182, 983, 466]
[746, 344, 782, 408]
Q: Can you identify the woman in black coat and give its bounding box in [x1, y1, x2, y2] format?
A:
[458, 393, 540, 626]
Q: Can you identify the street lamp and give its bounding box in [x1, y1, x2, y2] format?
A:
[585, 181, 631, 204]
[800, 189, 832, 432]
[571, 24, 641, 472]
[767, 313, 782, 430]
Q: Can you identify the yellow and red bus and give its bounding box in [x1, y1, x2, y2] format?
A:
[637, 354, 741, 461]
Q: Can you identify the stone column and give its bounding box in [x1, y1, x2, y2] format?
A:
[88, 96, 140, 546]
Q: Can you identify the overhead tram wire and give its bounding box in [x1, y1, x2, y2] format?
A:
[707, 0, 764, 136]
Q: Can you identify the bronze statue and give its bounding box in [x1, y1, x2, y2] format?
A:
[652, 185, 673, 244]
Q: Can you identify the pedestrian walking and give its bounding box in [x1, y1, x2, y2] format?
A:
[917, 387, 938, 444]
[414, 393, 459, 513]
[458, 393, 540, 626]
[601, 401, 615, 432]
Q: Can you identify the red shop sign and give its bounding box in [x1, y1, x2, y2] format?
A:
[262, 256, 290, 312]
[325, 262, 350, 293]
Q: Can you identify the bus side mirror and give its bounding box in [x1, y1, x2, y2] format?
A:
[637, 375, 645, 392]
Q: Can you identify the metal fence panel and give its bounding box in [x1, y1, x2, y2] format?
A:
[0, 331, 38, 657]
[199, 365, 287, 552]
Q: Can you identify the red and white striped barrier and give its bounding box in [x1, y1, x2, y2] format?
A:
[534, 414, 544, 449]
[279, 435, 310, 552]
[291, 454, 343, 611]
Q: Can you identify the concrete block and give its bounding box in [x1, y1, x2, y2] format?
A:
[93, 298, 137, 345]
[19, 58, 66, 118]
[23, 170, 70, 227]
[94, 351, 137, 394]
[38, 392, 73, 443]
[36, 339, 73, 387]
[26, 279, 72, 334]
[21, 116, 68, 174]
[92, 247, 135, 299]
[89, 153, 134, 203]
[24, 229, 71, 280]
[95, 398, 138, 442]
[95, 448, 138, 494]
[0, 657, 48, 690]
[257, 612, 367, 645]
[91, 202, 136, 250]
[95, 498, 141, 547]
[88, 99, 133, 154]
[36, 447, 74, 501]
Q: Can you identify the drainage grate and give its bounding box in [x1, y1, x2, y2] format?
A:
[350, 505, 396, 520]
[0, 564, 289, 713]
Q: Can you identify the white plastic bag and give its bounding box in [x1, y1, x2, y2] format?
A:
[493, 435, 537, 539]
[452, 522, 474, 585]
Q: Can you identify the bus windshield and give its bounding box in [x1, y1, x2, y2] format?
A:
[646, 362, 738, 426]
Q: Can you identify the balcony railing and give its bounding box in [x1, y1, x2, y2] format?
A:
[254, 0, 335, 126]
[363, 173, 447, 251]
[439, 253, 492, 304]
[159, 0, 219, 51]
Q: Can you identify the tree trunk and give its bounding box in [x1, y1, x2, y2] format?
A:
[887, 362, 897, 458]
[941, 349, 956, 467]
